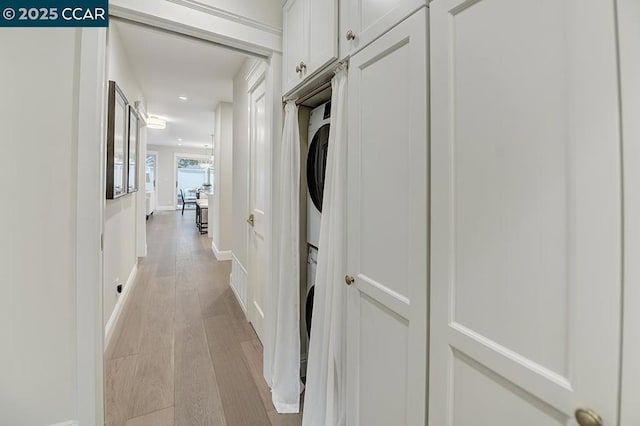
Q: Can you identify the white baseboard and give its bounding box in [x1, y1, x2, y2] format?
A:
[104, 263, 138, 351]
[50, 421, 78, 426]
[156, 205, 176, 211]
[211, 240, 233, 261]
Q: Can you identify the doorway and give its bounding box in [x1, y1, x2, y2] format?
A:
[174, 153, 211, 210]
[76, 5, 283, 425]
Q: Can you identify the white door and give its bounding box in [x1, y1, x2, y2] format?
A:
[283, 0, 309, 94]
[429, 0, 622, 425]
[340, 0, 425, 59]
[346, 8, 427, 426]
[248, 75, 268, 344]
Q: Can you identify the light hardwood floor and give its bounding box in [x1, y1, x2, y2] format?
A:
[105, 211, 303, 426]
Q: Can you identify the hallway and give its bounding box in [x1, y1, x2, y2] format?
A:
[105, 211, 302, 426]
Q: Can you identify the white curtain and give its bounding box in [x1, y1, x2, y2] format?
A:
[303, 65, 349, 426]
[267, 100, 301, 413]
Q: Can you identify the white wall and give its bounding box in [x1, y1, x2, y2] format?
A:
[104, 24, 146, 326]
[213, 102, 234, 253]
[232, 58, 261, 267]
[0, 28, 79, 426]
[149, 144, 210, 208]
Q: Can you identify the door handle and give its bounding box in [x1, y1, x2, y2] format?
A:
[575, 408, 602, 426]
[345, 275, 355, 285]
[247, 214, 255, 227]
[346, 30, 356, 40]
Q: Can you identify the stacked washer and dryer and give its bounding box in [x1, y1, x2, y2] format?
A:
[305, 100, 331, 340]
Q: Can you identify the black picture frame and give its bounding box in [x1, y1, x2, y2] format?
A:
[106, 81, 129, 199]
[127, 105, 140, 193]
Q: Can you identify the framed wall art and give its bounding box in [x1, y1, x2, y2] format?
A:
[106, 80, 129, 199]
[127, 105, 140, 193]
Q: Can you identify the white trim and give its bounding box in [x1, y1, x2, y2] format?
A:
[109, 0, 281, 56]
[263, 52, 281, 385]
[75, 27, 106, 426]
[246, 59, 267, 83]
[157, 205, 176, 211]
[49, 421, 78, 426]
[167, 0, 282, 35]
[104, 264, 139, 351]
[247, 61, 268, 92]
[212, 240, 233, 261]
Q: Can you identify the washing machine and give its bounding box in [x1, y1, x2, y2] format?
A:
[306, 100, 331, 248]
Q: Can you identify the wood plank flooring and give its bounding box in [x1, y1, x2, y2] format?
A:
[105, 211, 303, 426]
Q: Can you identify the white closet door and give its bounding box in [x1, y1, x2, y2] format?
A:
[283, 0, 308, 94]
[340, 0, 425, 59]
[429, 0, 622, 425]
[346, 8, 427, 426]
[308, 0, 338, 76]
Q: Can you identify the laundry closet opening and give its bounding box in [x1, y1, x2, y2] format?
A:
[295, 82, 333, 379]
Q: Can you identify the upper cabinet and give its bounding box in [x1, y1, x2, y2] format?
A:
[340, 0, 426, 59]
[283, 0, 338, 95]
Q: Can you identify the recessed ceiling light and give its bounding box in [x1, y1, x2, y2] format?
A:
[178, 96, 188, 101]
[178, 143, 182, 146]
[178, 138, 183, 142]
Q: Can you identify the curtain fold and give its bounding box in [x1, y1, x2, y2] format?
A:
[268, 100, 302, 413]
[302, 65, 349, 426]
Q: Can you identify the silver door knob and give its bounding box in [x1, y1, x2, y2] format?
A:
[346, 30, 356, 40]
[345, 275, 355, 285]
[299, 61, 307, 71]
[575, 408, 602, 426]
[246, 214, 255, 227]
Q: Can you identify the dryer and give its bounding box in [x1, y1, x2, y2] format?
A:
[306, 100, 331, 247]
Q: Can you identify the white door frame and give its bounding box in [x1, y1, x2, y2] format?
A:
[173, 152, 212, 209]
[76, 5, 282, 424]
[76, 27, 107, 426]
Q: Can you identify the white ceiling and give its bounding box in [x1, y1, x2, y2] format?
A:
[111, 19, 251, 148]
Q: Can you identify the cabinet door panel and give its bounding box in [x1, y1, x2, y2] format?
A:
[429, 0, 622, 425]
[283, 0, 308, 94]
[347, 8, 428, 426]
[308, 0, 338, 76]
[341, 0, 426, 59]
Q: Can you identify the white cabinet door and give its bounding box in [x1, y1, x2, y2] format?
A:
[340, 0, 425, 59]
[283, 0, 308, 94]
[429, 0, 622, 425]
[308, 0, 338, 76]
[346, 8, 427, 426]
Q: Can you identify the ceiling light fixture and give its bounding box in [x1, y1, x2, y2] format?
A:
[146, 115, 166, 130]
[178, 96, 188, 101]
